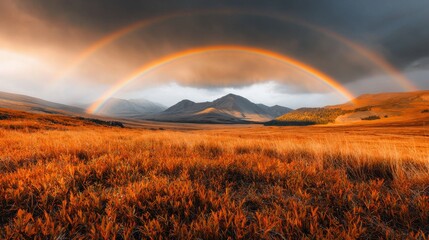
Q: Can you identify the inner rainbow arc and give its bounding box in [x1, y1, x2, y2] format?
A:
[87, 45, 355, 114]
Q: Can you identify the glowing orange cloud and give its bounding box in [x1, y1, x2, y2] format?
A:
[57, 9, 417, 92]
[87, 45, 355, 114]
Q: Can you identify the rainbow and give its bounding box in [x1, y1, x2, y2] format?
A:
[310, 28, 417, 91]
[54, 10, 219, 81]
[87, 45, 355, 114]
[57, 9, 418, 91]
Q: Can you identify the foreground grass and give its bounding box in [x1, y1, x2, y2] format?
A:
[0, 110, 428, 239]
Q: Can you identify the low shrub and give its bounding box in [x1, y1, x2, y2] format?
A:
[361, 115, 380, 121]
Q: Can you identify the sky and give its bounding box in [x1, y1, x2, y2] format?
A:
[0, 0, 428, 109]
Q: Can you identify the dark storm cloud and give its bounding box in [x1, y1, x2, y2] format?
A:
[2, 0, 429, 84]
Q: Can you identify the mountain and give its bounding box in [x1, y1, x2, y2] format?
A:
[257, 104, 292, 118]
[96, 98, 166, 118]
[162, 99, 209, 114]
[150, 94, 292, 123]
[267, 90, 429, 126]
[0, 91, 84, 115]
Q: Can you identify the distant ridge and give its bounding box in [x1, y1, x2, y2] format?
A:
[0, 91, 84, 115]
[96, 98, 166, 118]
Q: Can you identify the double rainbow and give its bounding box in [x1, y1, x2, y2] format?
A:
[52, 9, 418, 114]
[57, 10, 416, 90]
[87, 45, 355, 114]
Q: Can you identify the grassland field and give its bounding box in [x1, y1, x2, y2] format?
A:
[0, 108, 428, 239]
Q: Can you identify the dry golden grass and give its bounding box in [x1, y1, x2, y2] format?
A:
[0, 108, 428, 239]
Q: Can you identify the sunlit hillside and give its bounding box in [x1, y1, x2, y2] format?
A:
[269, 90, 429, 126]
[1, 108, 428, 239]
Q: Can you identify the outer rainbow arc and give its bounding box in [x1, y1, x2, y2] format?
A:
[58, 21, 145, 76]
[242, 10, 417, 91]
[53, 9, 230, 82]
[310, 28, 418, 91]
[57, 9, 417, 92]
[87, 45, 355, 114]
[54, 21, 144, 81]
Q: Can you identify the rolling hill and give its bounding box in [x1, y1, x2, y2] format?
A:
[150, 94, 292, 123]
[0, 91, 84, 115]
[330, 90, 429, 124]
[268, 90, 429, 126]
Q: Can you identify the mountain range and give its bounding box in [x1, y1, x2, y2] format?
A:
[148, 94, 292, 123]
[0, 90, 427, 126]
[0, 92, 292, 123]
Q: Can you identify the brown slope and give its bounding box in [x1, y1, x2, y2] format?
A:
[330, 90, 429, 124]
[271, 90, 429, 126]
[0, 91, 84, 115]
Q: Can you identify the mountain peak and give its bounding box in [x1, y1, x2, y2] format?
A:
[220, 93, 246, 100]
[214, 93, 250, 103]
[224, 93, 240, 98]
[178, 99, 195, 104]
[163, 99, 198, 114]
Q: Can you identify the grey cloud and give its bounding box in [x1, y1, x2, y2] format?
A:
[1, 0, 428, 93]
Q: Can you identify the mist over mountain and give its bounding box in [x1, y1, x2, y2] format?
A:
[96, 98, 166, 118]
